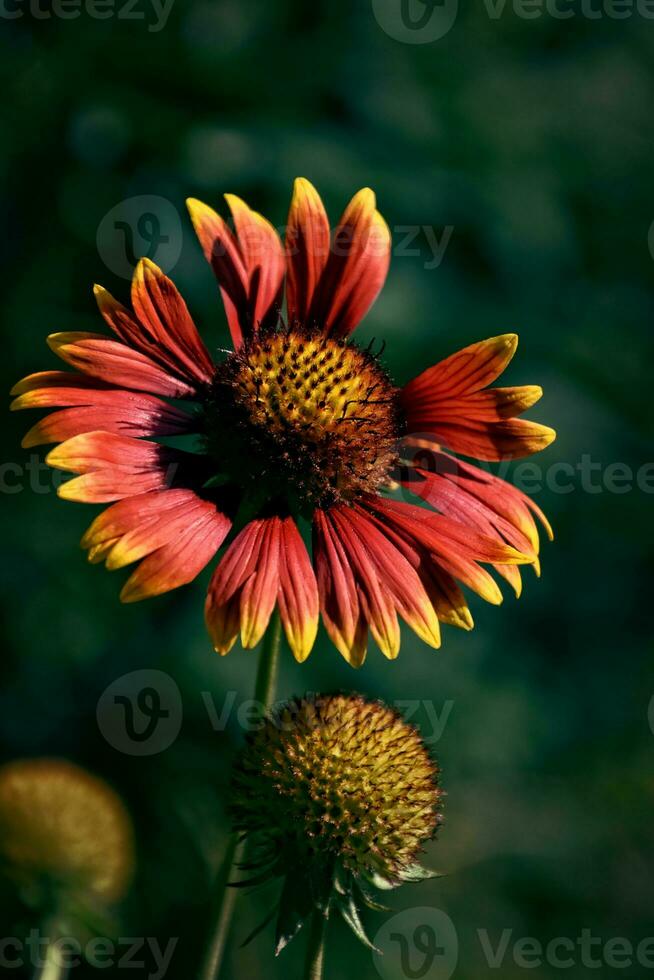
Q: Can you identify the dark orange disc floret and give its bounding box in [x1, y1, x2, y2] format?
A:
[204, 327, 402, 512]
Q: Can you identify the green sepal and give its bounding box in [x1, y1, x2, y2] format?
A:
[336, 892, 379, 952]
[354, 879, 390, 912]
[275, 862, 334, 956]
[202, 473, 231, 489]
[397, 863, 443, 883]
[364, 870, 401, 891]
[274, 874, 314, 956]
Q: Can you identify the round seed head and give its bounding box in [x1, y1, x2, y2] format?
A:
[0, 759, 134, 921]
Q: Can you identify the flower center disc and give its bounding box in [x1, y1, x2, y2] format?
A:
[205, 329, 400, 511]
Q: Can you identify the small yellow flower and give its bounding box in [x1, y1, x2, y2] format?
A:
[0, 759, 134, 928]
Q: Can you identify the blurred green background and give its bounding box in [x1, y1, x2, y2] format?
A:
[1, 2, 653, 978]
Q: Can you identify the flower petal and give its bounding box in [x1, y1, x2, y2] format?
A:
[11, 371, 110, 397]
[308, 188, 391, 338]
[327, 506, 400, 659]
[411, 418, 556, 461]
[348, 504, 442, 651]
[12, 381, 193, 448]
[277, 517, 319, 663]
[418, 385, 543, 422]
[361, 502, 473, 631]
[401, 335, 556, 461]
[124, 258, 214, 386]
[205, 518, 282, 654]
[313, 508, 367, 666]
[403, 334, 520, 402]
[120, 508, 231, 603]
[225, 194, 285, 330]
[285, 177, 330, 326]
[364, 496, 530, 607]
[47, 332, 196, 398]
[187, 196, 283, 348]
[80, 488, 231, 600]
[187, 197, 249, 348]
[45, 431, 182, 503]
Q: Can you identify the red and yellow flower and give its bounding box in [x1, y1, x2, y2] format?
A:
[11, 179, 555, 665]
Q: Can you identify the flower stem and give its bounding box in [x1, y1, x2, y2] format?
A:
[254, 609, 282, 712]
[199, 611, 283, 980]
[303, 908, 329, 980]
[32, 936, 68, 980]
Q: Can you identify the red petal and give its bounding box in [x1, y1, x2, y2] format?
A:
[187, 196, 283, 348]
[410, 418, 556, 461]
[405, 459, 538, 560]
[12, 383, 193, 448]
[327, 506, 400, 659]
[11, 371, 112, 397]
[361, 503, 473, 630]
[225, 194, 285, 330]
[403, 335, 520, 402]
[277, 516, 319, 662]
[313, 508, 367, 666]
[47, 332, 196, 398]
[45, 431, 183, 503]
[205, 517, 282, 654]
[348, 504, 441, 651]
[285, 178, 330, 326]
[79, 488, 231, 600]
[364, 496, 529, 607]
[126, 259, 214, 385]
[187, 197, 249, 348]
[412, 385, 543, 422]
[401, 336, 556, 461]
[120, 506, 231, 603]
[308, 188, 391, 337]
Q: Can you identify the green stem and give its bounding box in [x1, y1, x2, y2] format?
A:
[198, 611, 283, 980]
[303, 908, 329, 980]
[254, 609, 282, 711]
[32, 937, 68, 980]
